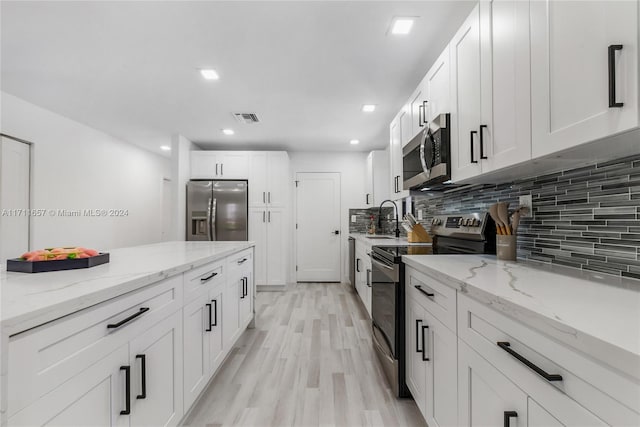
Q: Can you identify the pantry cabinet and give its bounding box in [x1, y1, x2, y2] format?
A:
[248, 151, 290, 208]
[531, 0, 639, 158]
[190, 151, 250, 179]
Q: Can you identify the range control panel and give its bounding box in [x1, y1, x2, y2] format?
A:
[430, 212, 492, 239]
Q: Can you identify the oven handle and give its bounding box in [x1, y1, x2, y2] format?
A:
[371, 253, 395, 270]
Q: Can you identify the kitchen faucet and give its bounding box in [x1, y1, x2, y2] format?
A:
[378, 199, 401, 238]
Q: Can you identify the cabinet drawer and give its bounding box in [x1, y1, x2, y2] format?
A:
[184, 260, 224, 303]
[458, 294, 640, 426]
[8, 275, 183, 417]
[405, 267, 457, 333]
[227, 248, 253, 275]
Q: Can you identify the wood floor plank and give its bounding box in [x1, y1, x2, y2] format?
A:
[183, 282, 426, 427]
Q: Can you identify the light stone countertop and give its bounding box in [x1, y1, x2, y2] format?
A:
[1, 241, 254, 336]
[402, 254, 640, 379]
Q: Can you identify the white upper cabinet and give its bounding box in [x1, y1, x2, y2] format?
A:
[450, 5, 483, 181]
[451, 1, 533, 182]
[248, 151, 290, 208]
[425, 46, 451, 123]
[409, 82, 428, 142]
[389, 113, 411, 201]
[365, 150, 390, 207]
[190, 151, 249, 179]
[531, 0, 639, 158]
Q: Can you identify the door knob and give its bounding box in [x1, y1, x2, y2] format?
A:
[333, 230, 340, 235]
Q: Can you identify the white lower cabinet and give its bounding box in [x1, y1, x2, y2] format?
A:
[354, 242, 372, 317]
[129, 311, 183, 427]
[6, 248, 255, 427]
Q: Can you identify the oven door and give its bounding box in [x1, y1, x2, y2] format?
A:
[371, 253, 399, 358]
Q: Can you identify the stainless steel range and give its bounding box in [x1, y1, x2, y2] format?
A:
[370, 212, 496, 398]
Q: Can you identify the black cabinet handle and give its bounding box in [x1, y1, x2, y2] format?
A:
[497, 342, 563, 382]
[220, 163, 224, 176]
[263, 192, 266, 203]
[504, 411, 517, 427]
[135, 355, 146, 399]
[479, 125, 488, 159]
[608, 44, 624, 108]
[366, 269, 371, 287]
[415, 319, 423, 353]
[421, 325, 430, 361]
[211, 299, 218, 326]
[415, 285, 434, 298]
[418, 104, 424, 127]
[470, 130, 478, 164]
[366, 193, 370, 205]
[237, 258, 248, 265]
[215, 163, 219, 176]
[422, 101, 428, 125]
[244, 277, 248, 297]
[240, 279, 245, 299]
[200, 272, 218, 283]
[108, 307, 149, 329]
[120, 365, 131, 415]
[356, 258, 361, 273]
[205, 303, 212, 331]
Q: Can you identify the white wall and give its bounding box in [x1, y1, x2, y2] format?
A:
[0, 93, 171, 252]
[289, 151, 367, 283]
[170, 134, 197, 240]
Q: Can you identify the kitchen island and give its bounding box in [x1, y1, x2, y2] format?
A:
[1, 241, 255, 427]
[402, 254, 640, 426]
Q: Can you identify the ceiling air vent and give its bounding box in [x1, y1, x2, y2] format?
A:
[233, 113, 260, 124]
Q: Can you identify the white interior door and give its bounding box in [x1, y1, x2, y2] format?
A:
[1, 136, 31, 263]
[295, 172, 340, 282]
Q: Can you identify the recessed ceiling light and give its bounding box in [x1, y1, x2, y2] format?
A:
[350, 139, 360, 145]
[222, 129, 235, 135]
[200, 69, 220, 80]
[391, 18, 415, 35]
[160, 145, 171, 151]
[362, 104, 376, 112]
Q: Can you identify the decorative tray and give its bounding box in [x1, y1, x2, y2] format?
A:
[7, 253, 110, 273]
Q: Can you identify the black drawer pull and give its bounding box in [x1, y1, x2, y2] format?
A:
[240, 278, 246, 299]
[504, 411, 517, 427]
[108, 307, 149, 329]
[497, 342, 562, 382]
[415, 319, 423, 353]
[470, 130, 478, 164]
[421, 325, 430, 361]
[136, 355, 146, 399]
[237, 258, 248, 265]
[120, 365, 131, 415]
[608, 44, 624, 108]
[211, 299, 218, 326]
[415, 285, 434, 298]
[205, 303, 212, 331]
[200, 272, 218, 283]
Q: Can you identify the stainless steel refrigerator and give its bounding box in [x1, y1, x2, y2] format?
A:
[186, 180, 248, 241]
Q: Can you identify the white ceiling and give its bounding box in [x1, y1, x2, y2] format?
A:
[1, 1, 475, 156]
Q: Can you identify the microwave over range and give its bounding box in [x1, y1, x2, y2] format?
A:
[402, 113, 451, 190]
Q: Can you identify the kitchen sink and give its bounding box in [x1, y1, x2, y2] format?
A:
[365, 236, 394, 239]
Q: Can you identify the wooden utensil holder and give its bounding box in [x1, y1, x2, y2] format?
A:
[407, 223, 432, 243]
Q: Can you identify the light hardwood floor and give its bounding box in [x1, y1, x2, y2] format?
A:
[183, 282, 426, 427]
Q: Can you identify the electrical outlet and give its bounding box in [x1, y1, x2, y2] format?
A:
[519, 195, 532, 217]
[417, 209, 423, 220]
[351, 215, 356, 223]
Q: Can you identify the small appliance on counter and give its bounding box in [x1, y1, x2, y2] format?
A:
[370, 211, 495, 397]
[186, 180, 248, 241]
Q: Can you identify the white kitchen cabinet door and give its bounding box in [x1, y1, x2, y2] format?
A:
[423, 309, 457, 427]
[266, 151, 290, 208]
[8, 345, 130, 427]
[390, 113, 411, 200]
[531, 0, 639, 158]
[405, 298, 427, 417]
[182, 293, 211, 410]
[365, 152, 374, 206]
[218, 152, 249, 179]
[129, 310, 183, 427]
[266, 208, 287, 286]
[409, 83, 428, 142]
[248, 152, 268, 207]
[208, 287, 224, 374]
[425, 46, 451, 122]
[190, 152, 219, 179]
[371, 150, 390, 206]
[400, 105, 413, 147]
[450, 4, 483, 182]
[223, 277, 240, 349]
[458, 340, 527, 427]
[248, 207, 268, 287]
[238, 271, 253, 327]
[480, 0, 531, 172]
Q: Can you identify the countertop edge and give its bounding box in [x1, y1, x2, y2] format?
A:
[2, 242, 255, 336]
[401, 255, 640, 379]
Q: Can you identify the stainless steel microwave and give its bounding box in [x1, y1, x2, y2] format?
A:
[402, 113, 451, 190]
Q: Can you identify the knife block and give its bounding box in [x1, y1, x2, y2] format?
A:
[407, 223, 432, 243]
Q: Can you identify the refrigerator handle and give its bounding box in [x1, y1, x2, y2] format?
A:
[207, 196, 213, 241]
[210, 198, 217, 241]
